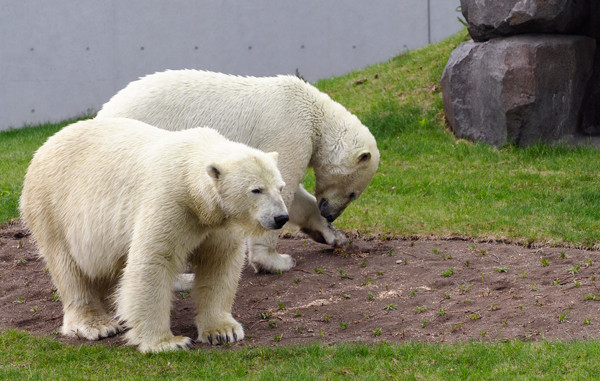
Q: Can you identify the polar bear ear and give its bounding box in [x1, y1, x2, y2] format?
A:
[357, 151, 371, 164]
[267, 152, 279, 163]
[206, 163, 223, 180]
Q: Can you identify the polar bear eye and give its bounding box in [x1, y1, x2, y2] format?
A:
[251, 188, 263, 194]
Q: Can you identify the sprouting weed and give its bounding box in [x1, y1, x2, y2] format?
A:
[274, 269, 283, 275]
[561, 251, 566, 259]
[585, 259, 593, 266]
[519, 270, 527, 278]
[465, 260, 470, 268]
[443, 292, 451, 299]
[437, 308, 446, 316]
[441, 267, 455, 277]
[339, 321, 349, 330]
[338, 269, 350, 279]
[559, 311, 568, 323]
[530, 284, 537, 291]
[294, 326, 303, 334]
[273, 334, 281, 342]
[568, 264, 581, 275]
[480, 330, 487, 337]
[540, 257, 550, 267]
[323, 315, 331, 323]
[477, 249, 487, 255]
[295, 311, 302, 317]
[367, 291, 375, 301]
[278, 301, 286, 310]
[314, 268, 324, 274]
[387, 248, 395, 256]
[584, 318, 592, 325]
[361, 278, 373, 286]
[459, 284, 472, 293]
[30, 306, 38, 313]
[268, 321, 278, 328]
[359, 260, 367, 268]
[422, 320, 428, 328]
[415, 305, 427, 313]
[376, 271, 384, 276]
[342, 294, 350, 299]
[372, 327, 382, 337]
[259, 312, 272, 319]
[384, 304, 398, 311]
[293, 278, 301, 284]
[495, 267, 509, 273]
[490, 304, 499, 311]
[480, 272, 485, 282]
[573, 280, 581, 287]
[584, 294, 599, 301]
[469, 313, 480, 320]
[433, 248, 439, 255]
[411, 288, 418, 297]
[554, 279, 560, 286]
[519, 305, 523, 311]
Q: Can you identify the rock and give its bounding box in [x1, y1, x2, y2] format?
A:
[461, 0, 588, 41]
[441, 34, 596, 146]
[581, 48, 600, 136]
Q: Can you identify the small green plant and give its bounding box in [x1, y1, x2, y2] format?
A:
[584, 294, 599, 301]
[469, 313, 480, 320]
[585, 259, 593, 266]
[573, 280, 581, 287]
[568, 264, 581, 275]
[259, 312, 272, 319]
[519, 305, 523, 311]
[273, 334, 281, 342]
[584, 318, 592, 325]
[465, 260, 470, 268]
[295, 311, 302, 317]
[387, 248, 395, 256]
[442, 267, 455, 277]
[437, 308, 446, 316]
[480, 272, 485, 282]
[443, 292, 451, 299]
[51, 293, 60, 302]
[294, 326, 303, 334]
[495, 266, 509, 273]
[433, 248, 439, 255]
[359, 260, 367, 267]
[278, 300, 286, 310]
[367, 291, 375, 301]
[459, 284, 472, 293]
[530, 284, 537, 291]
[342, 293, 350, 299]
[339, 269, 350, 279]
[477, 249, 487, 255]
[415, 305, 427, 313]
[323, 315, 331, 323]
[541, 257, 550, 267]
[490, 304, 499, 311]
[561, 251, 566, 259]
[274, 269, 283, 275]
[519, 270, 527, 278]
[179, 290, 190, 299]
[13, 296, 24, 304]
[422, 320, 428, 328]
[372, 327, 382, 337]
[411, 288, 418, 297]
[376, 271, 384, 276]
[293, 278, 301, 284]
[361, 278, 373, 286]
[554, 278, 560, 286]
[384, 304, 398, 311]
[268, 321, 278, 328]
[314, 268, 324, 274]
[339, 321, 348, 330]
[559, 311, 568, 323]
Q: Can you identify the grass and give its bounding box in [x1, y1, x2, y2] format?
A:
[3, 29, 600, 377]
[3, 329, 600, 380]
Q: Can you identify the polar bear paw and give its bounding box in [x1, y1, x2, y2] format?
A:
[198, 320, 245, 345]
[62, 318, 123, 341]
[138, 335, 194, 353]
[301, 222, 348, 247]
[250, 253, 296, 273]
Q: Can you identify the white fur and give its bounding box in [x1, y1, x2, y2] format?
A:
[20, 118, 287, 352]
[98, 70, 380, 272]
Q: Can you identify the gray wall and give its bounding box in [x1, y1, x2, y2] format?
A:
[1, 0, 462, 131]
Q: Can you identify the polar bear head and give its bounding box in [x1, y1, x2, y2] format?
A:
[313, 112, 380, 223]
[206, 151, 289, 232]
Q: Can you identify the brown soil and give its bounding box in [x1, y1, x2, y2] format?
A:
[2, 221, 600, 350]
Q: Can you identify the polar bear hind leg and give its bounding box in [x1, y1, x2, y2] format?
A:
[40, 238, 122, 340]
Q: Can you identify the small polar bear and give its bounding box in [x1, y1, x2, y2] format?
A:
[20, 117, 288, 353]
[98, 69, 380, 273]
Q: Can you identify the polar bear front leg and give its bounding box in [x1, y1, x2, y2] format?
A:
[289, 185, 348, 248]
[192, 233, 246, 345]
[117, 249, 193, 353]
[247, 230, 296, 273]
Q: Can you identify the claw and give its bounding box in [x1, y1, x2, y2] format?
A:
[207, 335, 213, 345]
[233, 332, 238, 341]
[226, 334, 230, 343]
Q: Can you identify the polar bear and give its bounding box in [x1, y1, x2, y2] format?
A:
[97, 69, 380, 273]
[20, 117, 288, 353]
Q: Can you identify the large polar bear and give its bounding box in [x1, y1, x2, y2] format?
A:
[97, 69, 380, 273]
[20, 117, 288, 353]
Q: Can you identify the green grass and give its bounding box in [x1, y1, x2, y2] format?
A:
[2, 329, 600, 380]
[3, 30, 600, 377]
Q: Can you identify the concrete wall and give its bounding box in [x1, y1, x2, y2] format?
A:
[1, 0, 462, 131]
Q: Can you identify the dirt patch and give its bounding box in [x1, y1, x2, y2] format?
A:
[2, 221, 600, 350]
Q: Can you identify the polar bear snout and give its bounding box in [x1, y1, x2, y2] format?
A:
[318, 198, 342, 223]
[273, 214, 290, 229]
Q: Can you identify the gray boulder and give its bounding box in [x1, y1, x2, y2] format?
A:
[461, 0, 588, 41]
[441, 35, 595, 146]
[581, 48, 600, 136]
